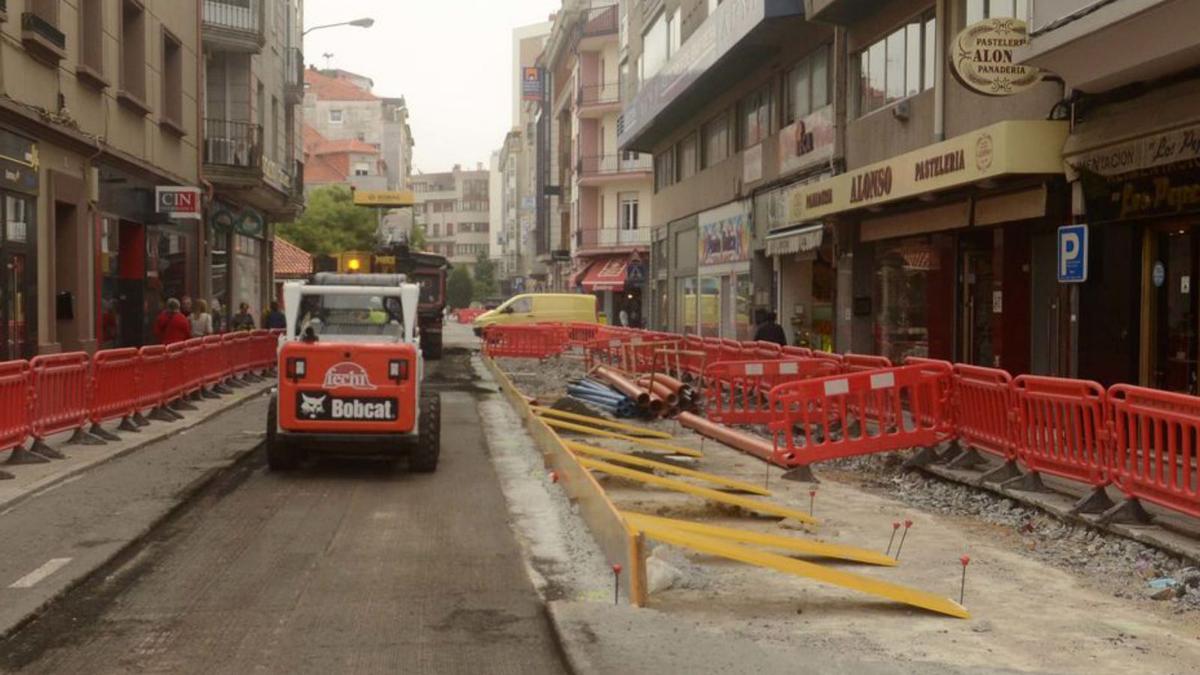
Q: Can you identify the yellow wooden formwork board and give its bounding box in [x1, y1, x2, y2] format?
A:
[532, 406, 674, 439]
[623, 512, 894, 567]
[630, 518, 969, 619]
[566, 441, 770, 496]
[578, 456, 817, 525]
[541, 418, 703, 458]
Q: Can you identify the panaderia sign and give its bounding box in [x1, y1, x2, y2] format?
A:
[785, 120, 1067, 225]
[952, 18, 1043, 96]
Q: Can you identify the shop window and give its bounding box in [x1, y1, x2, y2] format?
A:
[857, 9, 936, 117]
[678, 277, 698, 335]
[702, 112, 729, 168]
[873, 234, 955, 363]
[5, 196, 29, 243]
[786, 46, 830, 124]
[735, 274, 753, 340]
[162, 30, 184, 130]
[120, 0, 147, 104]
[738, 85, 772, 150]
[700, 276, 720, 337]
[966, 0, 1027, 24]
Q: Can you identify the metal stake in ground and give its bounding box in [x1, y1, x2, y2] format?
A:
[959, 555, 970, 604]
[894, 520, 913, 560]
[611, 563, 622, 605]
[886, 521, 900, 556]
[809, 490, 817, 518]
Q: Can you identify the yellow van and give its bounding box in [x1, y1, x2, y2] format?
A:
[473, 293, 598, 333]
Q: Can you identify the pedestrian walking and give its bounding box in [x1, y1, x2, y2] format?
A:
[753, 310, 787, 346]
[190, 299, 214, 337]
[154, 298, 192, 345]
[180, 295, 193, 317]
[231, 302, 256, 331]
[210, 299, 226, 333]
[265, 301, 287, 330]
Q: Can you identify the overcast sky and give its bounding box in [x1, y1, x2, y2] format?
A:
[304, 0, 559, 174]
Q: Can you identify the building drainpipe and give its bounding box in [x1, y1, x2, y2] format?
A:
[933, 0, 947, 143]
[196, 0, 209, 303]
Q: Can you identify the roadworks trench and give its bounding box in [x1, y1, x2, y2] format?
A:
[491, 354, 1200, 674]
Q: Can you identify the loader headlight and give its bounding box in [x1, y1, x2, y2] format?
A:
[286, 357, 307, 380]
[388, 359, 409, 383]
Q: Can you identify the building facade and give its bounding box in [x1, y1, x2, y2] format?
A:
[202, 0, 304, 330]
[0, 1, 204, 356]
[411, 166, 491, 273]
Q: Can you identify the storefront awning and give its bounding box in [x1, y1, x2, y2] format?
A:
[765, 225, 823, 257]
[578, 256, 629, 292]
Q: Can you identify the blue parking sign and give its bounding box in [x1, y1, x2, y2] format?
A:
[1058, 224, 1088, 283]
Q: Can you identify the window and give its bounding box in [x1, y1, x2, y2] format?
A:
[120, 0, 147, 102]
[619, 193, 639, 231]
[161, 31, 183, 128]
[447, 223, 455, 236]
[654, 149, 675, 191]
[676, 133, 698, 182]
[354, 162, 370, 177]
[786, 46, 830, 123]
[642, 12, 668, 80]
[702, 113, 729, 168]
[329, 109, 344, 125]
[271, 96, 280, 160]
[857, 10, 936, 117]
[30, 0, 58, 25]
[668, 8, 682, 57]
[738, 85, 772, 149]
[966, 0, 1027, 24]
[79, 0, 104, 76]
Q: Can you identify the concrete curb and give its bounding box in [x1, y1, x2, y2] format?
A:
[544, 601, 595, 675]
[0, 383, 272, 515]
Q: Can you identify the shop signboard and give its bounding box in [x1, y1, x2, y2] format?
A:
[951, 18, 1043, 96]
[778, 106, 834, 175]
[353, 190, 415, 208]
[1082, 163, 1200, 222]
[699, 202, 751, 267]
[1069, 121, 1200, 178]
[1057, 224, 1088, 283]
[0, 130, 38, 194]
[155, 187, 201, 219]
[521, 67, 543, 102]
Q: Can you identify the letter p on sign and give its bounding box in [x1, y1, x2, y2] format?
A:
[1058, 224, 1088, 283]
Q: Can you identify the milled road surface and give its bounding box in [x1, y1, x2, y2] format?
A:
[0, 347, 567, 674]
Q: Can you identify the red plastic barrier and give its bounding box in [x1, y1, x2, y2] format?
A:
[89, 348, 141, 425]
[585, 334, 681, 373]
[843, 354, 892, 373]
[0, 361, 30, 453]
[163, 342, 189, 403]
[249, 329, 275, 371]
[782, 346, 813, 359]
[30, 352, 91, 439]
[768, 364, 953, 468]
[1012, 375, 1109, 487]
[1108, 385, 1200, 519]
[905, 357, 956, 431]
[137, 346, 167, 412]
[742, 341, 783, 360]
[202, 335, 225, 387]
[719, 338, 744, 363]
[952, 364, 1017, 460]
[220, 333, 238, 380]
[564, 323, 604, 348]
[704, 359, 841, 425]
[182, 338, 205, 396]
[483, 325, 568, 359]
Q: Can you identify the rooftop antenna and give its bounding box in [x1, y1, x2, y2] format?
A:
[322, 52, 334, 69]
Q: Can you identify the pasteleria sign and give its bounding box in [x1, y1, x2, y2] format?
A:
[952, 18, 1043, 96]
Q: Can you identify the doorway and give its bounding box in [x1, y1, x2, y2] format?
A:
[1153, 229, 1197, 393]
[959, 246, 995, 367]
[1030, 231, 1064, 376]
[0, 252, 29, 360]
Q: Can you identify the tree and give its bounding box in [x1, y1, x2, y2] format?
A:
[278, 185, 379, 255]
[472, 251, 498, 301]
[447, 266, 474, 309]
[409, 223, 427, 251]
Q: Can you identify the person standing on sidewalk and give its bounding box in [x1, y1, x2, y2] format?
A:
[264, 301, 288, 330]
[190, 299, 214, 337]
[231, 302, 256, 331]
[154, 298, 192, 345]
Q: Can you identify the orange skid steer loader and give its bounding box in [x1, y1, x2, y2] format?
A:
[266, 273, 441, 472]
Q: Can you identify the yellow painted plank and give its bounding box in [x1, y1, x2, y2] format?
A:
[578, 456, 817, 525]
[566, 441, 770, 496]
[631, 519, 969, 619]
[622, 512, 894, 567]
[533, 406, 674, 439]
[542, 418, 703, 458]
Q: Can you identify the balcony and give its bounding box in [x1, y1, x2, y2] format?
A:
[577, 154, 653, 185]
[1016, 0, 1200, 93]
[204, 118, 262, 179]
[285, 47, 304, 103]
[579, 3, 619, 48]
[203, 0, 264, 54]
[21, 11, 65, 65]
[804, 0, 877, 24]
[577, 82, 621, 117]
[576, 227, 650, 251]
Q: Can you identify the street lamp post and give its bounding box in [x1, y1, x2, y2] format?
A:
[302, 18, 374, 37]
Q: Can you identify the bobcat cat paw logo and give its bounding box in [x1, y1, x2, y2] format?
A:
[300, 393, 327, 419]
[323, 362, 376, 390]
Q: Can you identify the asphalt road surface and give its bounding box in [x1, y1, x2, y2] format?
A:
[0, 345, 567, 674]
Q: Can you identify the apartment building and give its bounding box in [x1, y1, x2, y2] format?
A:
[622, 0, 1072, 379]
[302, 126, 387, 192]
[536, 0, 654, 320]
[303, 68, 414, 191]
[202, 0, 304, 329]
[412, 166, 491, 273]
[1015, 0, 1200, 391]
[0, 1, 202, 356]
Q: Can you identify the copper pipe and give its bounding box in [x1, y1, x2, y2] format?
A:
[593, 366, 650, 406]
[676, 412, 788, 467]
[636, 377, 678, 407]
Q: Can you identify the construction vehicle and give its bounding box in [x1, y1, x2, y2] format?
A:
[266, 272, 441, 472]
[316, 241, 450, 360]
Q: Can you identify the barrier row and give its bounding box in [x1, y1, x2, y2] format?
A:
[0, 330, 281, 467]
[481, 321, 1200, 526]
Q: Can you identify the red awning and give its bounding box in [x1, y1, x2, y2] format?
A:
[578, 255, 629, 292]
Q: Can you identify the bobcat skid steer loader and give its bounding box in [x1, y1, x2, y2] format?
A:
[266, 273, 441, 472]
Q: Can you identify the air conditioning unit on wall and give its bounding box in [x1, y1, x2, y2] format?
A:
[892, 100, 911, 121]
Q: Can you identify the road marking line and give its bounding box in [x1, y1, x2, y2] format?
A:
[9, 558, 72, 589]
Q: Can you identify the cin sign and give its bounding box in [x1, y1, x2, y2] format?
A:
[951, 18, 1042, 96]
[155, 186, 201, 219]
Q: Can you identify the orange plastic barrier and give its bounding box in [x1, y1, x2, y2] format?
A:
[768, 364, 953, 468]
[483, 324, 568, 359]
[704, 359, 841, 425]
[163, 342, 189, 403]
[1108, 385, 1200, 519]
[0, 361, 30, 454]
[585, 335, 682, 373]
[843, 354, 892, 373]
[202, 335, 226, 388]
[182, 338, 206, 397]
[30, 352, 91, 440]
[952, 364, 1017, 461]
[1012, 375, 1109, 487]
[89, 348, 141, 426]
[137, 345, 168, 413]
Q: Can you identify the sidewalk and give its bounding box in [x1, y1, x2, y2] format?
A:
[0, 380, 272, 638]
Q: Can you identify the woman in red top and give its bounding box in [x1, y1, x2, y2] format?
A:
[154, 298, 192, 345]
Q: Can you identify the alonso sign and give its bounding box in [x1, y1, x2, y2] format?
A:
[951, 18, 1043, 96]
